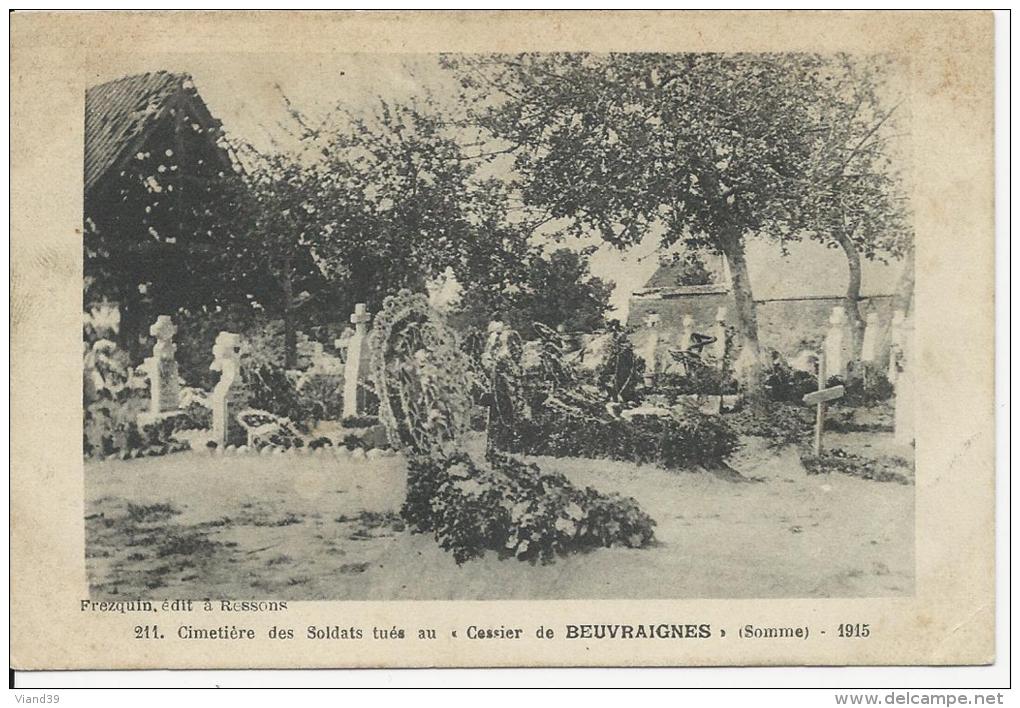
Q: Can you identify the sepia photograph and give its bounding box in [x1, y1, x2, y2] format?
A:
[10, 10, 998, 679]
[82, 51, 916, 601]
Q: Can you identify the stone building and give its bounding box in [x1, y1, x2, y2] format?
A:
[626, 239, 911, 368]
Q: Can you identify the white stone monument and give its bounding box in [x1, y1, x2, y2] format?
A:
[343, 304, 373, 418]
[210, 332, 247, 447]
[824, 305, 849, 379]
[858, 310, 881, 388]
[138, 315, 181, 425]
[860, 311, 880, 365]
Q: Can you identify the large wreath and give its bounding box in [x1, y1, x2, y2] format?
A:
[367, 290, 655, 564]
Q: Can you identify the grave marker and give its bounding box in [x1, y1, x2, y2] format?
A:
[343, 303, 373, 418]
[639, 313, 660, 387]
[824, 306, 849, 379]
[803, 353, 844, 456]
[210, 332, 248, 447]
[860, 311, 880, 388]
[138, 315, 182, 425]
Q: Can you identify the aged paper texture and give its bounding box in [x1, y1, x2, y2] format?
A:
[10, 10, 995, 669]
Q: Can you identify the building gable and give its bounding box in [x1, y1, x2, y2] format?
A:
[85, 71, 228, 198]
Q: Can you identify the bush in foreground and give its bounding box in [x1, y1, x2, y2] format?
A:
[402, 450, 656, 564]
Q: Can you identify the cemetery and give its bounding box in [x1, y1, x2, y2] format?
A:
[83, 55, 915, 600]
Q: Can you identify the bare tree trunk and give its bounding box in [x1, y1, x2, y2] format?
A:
[719, 230, 766, 405]
[835, 229, 864, 369]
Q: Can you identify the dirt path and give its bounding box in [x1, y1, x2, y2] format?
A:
[85, 435, 913, 600]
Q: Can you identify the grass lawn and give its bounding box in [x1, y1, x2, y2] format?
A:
[85, 431, 914, 600]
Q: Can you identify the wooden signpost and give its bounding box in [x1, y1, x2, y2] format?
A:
[803, 353, 844, 456]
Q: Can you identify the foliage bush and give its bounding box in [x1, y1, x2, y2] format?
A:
[175, 401, 213, 431]
[763, 352, 818, 402]
[823, 405, 894, 433]
[341, 414, 380, 428]
[839, 370, 896, 406]
[495, 405, 739, 469]
[653, 366, 739, 399]
[236, 409, 305, 450]
[402, 450, 656, 564]
[83, 340, 189, 459]
[726, 402, 813, 447]
[295, 373, 345, 422]
[241, 362, 310, 430]
[481, 324, 738, 468]
[340, 433, 367, 451]
[802, 447, 913, 485]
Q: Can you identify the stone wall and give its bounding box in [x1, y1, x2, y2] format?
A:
[628, 292, 899, 364]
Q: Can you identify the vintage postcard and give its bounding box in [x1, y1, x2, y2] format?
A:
[10, 10, 996, 669]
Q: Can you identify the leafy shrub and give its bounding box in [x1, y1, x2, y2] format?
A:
[802, 448, 913, 485]
[236, 409, 305, 450]
[496, 405, 739, 469]
[83, 340, 189, 458]
[341, 414, 380, 428]
[653, 367, 739, 399]
[242, 362, 310, 429]
[174, 401, 212, 431]
[296, 373, 344, 422]
[823, 406, 894, 433]
[403, 451, 656, 564]
[339, 424, 388, 451]
[84, 404, 191, 459]
[839, 370, 896, 406]
[726, 402, 813, 447]
[340, 433, 366, 451]
[763, 352, 817, 403]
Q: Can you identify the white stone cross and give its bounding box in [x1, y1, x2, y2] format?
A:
[141, 314, 181, 417]
[210, 332, 245, 447]
[350, 303, 371, 335]
[150, 315, 177, 358]
[343, 304, 373, 418]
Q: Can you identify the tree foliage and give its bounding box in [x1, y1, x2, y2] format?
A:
[800, 55, 913, 354]
[443, 52, 912, 394]
[314, 101, 479, 311]
[443, 52, 836, 396]
[84, 110, 249, 358]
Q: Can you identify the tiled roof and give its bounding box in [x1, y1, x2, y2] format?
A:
[84, 71, 192, 195]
